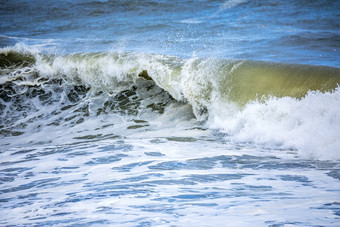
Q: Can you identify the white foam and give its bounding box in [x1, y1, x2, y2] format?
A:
[208, 88, 340, 160]
[179, 19, 203, 24]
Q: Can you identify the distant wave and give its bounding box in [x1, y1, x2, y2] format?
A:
[220, 0, 247, 10]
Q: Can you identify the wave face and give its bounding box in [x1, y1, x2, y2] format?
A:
[1, 45, 340, 160]
[0, 46, 175, 140]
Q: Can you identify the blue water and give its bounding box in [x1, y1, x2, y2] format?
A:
[1, 0, 340, 226]
[1, 0, 339, 65]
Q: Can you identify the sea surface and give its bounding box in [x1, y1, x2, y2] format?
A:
[1, 0, 340, 226]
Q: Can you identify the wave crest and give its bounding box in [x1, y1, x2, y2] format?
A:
[1, 45, 340, 160]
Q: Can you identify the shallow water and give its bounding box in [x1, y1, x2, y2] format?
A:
[1, 0, 340, 226]
[1, 135, 340, 226]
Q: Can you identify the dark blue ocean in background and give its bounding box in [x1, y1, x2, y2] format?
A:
[2, 0, 340, 65]
[1, 0, 340, 226]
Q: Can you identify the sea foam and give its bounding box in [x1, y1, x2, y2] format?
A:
[207, 88, 340, 160]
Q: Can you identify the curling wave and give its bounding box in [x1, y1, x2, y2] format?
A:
[1, 44, 340, 159]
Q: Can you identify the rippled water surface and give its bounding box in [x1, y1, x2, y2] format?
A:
[1, 136, 340, 226]
[1, 0, 340, 226]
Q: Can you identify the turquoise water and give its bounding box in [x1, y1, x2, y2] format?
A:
[1, 0, 340, 226]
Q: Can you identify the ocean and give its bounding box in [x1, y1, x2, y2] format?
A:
[1, 0, 340, 226]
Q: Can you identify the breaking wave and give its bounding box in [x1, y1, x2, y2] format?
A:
[1, 44, 340, 160]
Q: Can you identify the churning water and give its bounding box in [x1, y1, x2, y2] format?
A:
[1, 0, 340, 226]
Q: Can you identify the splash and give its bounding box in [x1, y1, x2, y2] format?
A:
[1, 44, 340, 160]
